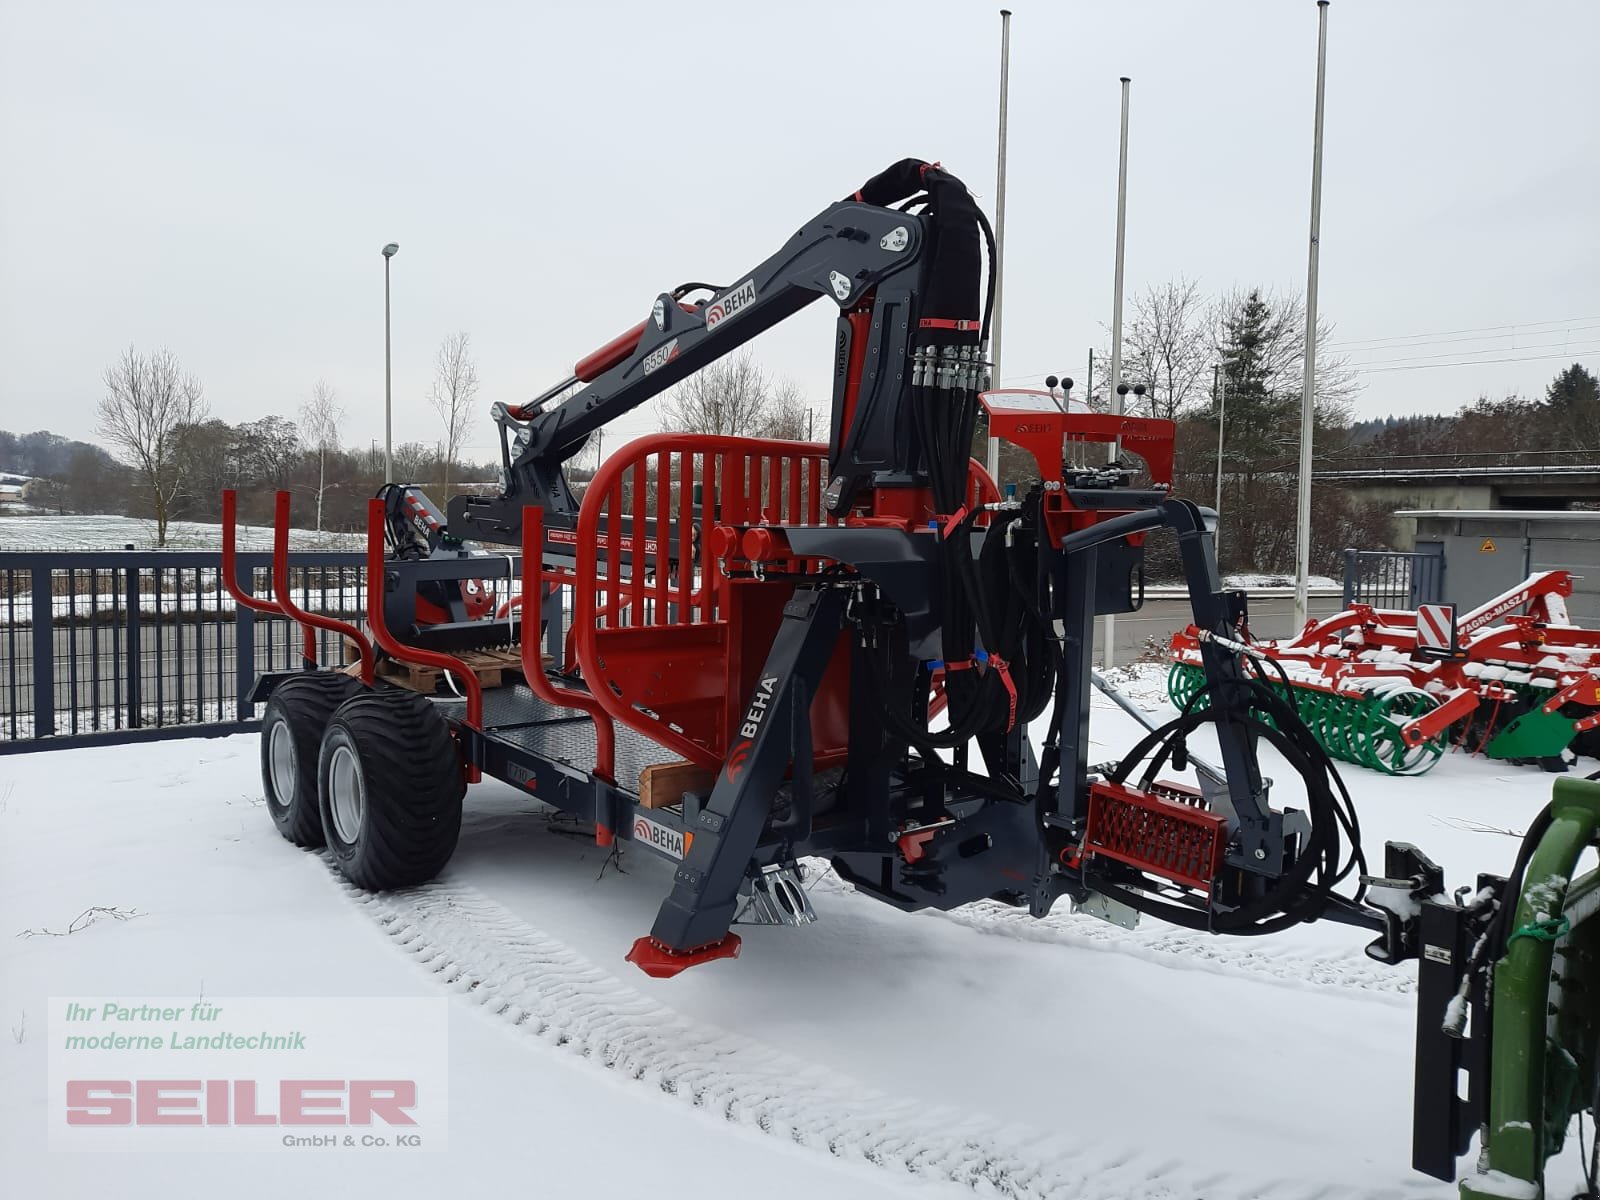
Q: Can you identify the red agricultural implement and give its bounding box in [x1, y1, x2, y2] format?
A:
[1169, 570, 1600, 775]
[223, 159, 1596, 1196]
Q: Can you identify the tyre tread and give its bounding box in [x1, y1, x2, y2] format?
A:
[319, 689, 464, 889]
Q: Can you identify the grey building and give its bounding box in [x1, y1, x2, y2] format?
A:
[1396, 509, 1600, 626]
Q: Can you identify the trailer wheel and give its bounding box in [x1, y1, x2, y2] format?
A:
[261, 672, 365, 848]
[317, 690, 465, 889]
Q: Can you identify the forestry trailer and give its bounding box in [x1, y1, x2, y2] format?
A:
[223, 159, 1597, 1198]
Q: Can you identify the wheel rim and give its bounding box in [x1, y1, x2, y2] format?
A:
[328, 743, 365, 844]
[268, 720, 297, 806]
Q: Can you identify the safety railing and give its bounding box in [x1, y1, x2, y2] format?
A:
[1342, 548, 1445, 609]
[562, 434, 834, 769]
[0, 546, 364, 751]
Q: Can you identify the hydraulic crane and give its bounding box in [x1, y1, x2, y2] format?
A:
[226, 158, 1597, 1198]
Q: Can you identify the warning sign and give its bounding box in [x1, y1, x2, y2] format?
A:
[1417, 603, 1455, 651]
[1480, 538, 1496, 553]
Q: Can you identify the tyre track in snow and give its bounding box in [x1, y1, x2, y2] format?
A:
[325, 863, 1436, 1200]
[806, 869, 1418, 1003]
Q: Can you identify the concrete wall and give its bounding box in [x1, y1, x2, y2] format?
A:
[1096, 589, 1345, 662]
[1358, 483, 1496, 519]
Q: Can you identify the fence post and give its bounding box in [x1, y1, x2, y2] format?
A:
[125, 563, 142, 729]
[235, 559, 257, 723]
[30, 566, 54, 739]
[544, 578, 561, 662]
[1341, 548, 1357, 608]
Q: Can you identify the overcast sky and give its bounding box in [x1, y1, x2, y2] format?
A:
[2, 0, 1596, 466]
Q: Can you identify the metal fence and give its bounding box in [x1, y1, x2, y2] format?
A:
[0, 550, 365, 753]
[1341, 547, 1445, 610]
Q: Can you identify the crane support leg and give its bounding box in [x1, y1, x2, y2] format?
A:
[629, 587, 846, 975]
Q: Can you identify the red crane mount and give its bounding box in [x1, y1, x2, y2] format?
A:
[228, 159, 1588, 1193]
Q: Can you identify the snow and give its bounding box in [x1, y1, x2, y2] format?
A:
[1463, 1168, 1541, 1199]
[1223, 573, 1340, 589]
[1, 663, 1594, 1198]
[0, 513, 361, 552]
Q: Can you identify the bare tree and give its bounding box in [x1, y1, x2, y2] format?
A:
[97, 346, 208, 546]
[392, 441, 437, 483]
[300, 380, 344, 534]
[759, 378, 814, 441]
[428, 332, 479, 494]
[659, 351, 773, 436]
[1120, 278, 1213, 420]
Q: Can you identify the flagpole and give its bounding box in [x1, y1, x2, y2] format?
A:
[1103, 75, 1131, 667]
[986, 8, 1012, 481]
[1295, 1, 1330, 629]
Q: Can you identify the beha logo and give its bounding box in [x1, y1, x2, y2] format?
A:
[632, 814, 685, 859]
[704, 279, 757, 330]
[725, 740, 752, 783]
[724, 675, 778, 781]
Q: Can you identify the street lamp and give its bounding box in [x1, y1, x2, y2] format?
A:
[1212, 357, 1241, 559]
[382, 242, 399, 484]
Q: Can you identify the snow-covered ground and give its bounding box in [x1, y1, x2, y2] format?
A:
[0, 512, 361, 552]
[1223, 572, 1340, 590]
[1, 665, 1593, 1198]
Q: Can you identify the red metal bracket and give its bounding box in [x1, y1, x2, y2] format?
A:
[1084, 780, 1227, 892]
[1401, 687, 1481, 746]
[979, 388, 1176, 486]
[363, 498, 482, 736]
[271, 492, 374, 684]
[220, 489, 314, 666]
[520, 505, 617, 784]
[625, 933, 742, 979]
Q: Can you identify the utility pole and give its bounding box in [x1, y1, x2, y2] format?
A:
[1295, 1, 1330, 628]
[1213, 363, 1227, 558]
[987, 8, 1012, 480]
[382, 242, 399, 484]
[1108, 76, 1131, 453]
[1104, 76, 1131, 667]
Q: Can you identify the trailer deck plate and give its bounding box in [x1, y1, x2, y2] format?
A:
[437, 682, 679, 793]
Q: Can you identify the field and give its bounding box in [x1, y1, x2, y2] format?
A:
[0, 511, 361, 552]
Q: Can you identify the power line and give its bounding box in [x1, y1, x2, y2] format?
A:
[1338, 322, 1600, 356]
[1352, 344, 1600, 375]
[1350, 336, 1600, 369]
[1327, 315, 1600, 350]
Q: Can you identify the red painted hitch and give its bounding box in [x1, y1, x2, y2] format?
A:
[625, 934, 742, 979]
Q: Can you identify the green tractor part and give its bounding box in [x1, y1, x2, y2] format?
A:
[1166, 662, 1446, 777]
[1486, 705, 1582, 764]
[1460, 776, 1600, 1199]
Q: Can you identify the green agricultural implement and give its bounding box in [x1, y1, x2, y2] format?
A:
[1168, 572, 1600, 776]
[1166, 661, 1447, 777]
[1410, 776, 1600, 1198]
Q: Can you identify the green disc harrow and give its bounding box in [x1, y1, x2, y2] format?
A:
[1166, 662, 1446, 777]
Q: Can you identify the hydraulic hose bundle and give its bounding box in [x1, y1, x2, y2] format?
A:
[1098, 672, 1371, 935]
[854, 161, 1053, 751]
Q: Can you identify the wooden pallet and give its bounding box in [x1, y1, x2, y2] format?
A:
[344, 646, 546, 694]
